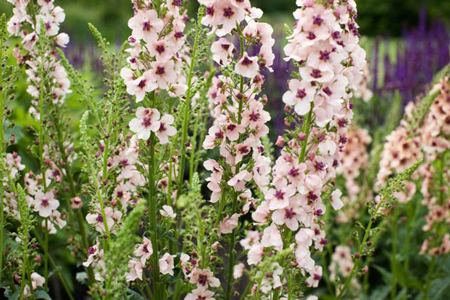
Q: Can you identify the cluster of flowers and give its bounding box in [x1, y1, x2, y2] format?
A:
[121, 0, 186, 145]
[329, 245, 359, 290]
[336, 127, 372, 223]
[419, 77, 450, 256]
[6, 0, 71, 230]
[200, 0, 275, 297]
[8, 0, 70, 118]
[5, 0, 73, 296]
[115, 0, 187, 287]
[245, 0, 367, 294]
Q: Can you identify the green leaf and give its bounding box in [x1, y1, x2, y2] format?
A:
[429, 277, 450, 300]
[127, 289, 145, 300]
[373, 264, 392, 284]
[34, 290, 53, 300]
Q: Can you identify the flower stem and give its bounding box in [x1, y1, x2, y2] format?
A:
[390, 208, 399, 300]
[148, 92, 162, 298]
[337, 197, 385, 299]
[0, 49, 5, 282]
[177, 9, 203, 194]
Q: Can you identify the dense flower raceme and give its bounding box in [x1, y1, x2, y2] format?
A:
[113, 0, 188, 289]
[242, 0, 367, 296]
[336, 127, 372, 223]
[198, 0, 275, 297]
[5, 0, 72, 295]
[418, 77, 450, 256]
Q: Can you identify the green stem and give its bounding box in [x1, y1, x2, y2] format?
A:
[299, 104, 313, 163]
[424, 257, 436, 300]
[44, 218, 49, 291]
[177, 11, 202, 193]
[148, 131, 161, 297]
[33, 228, 75, 300]
[0, 49, 5, 281]
[224, 26, 246, 300]
[37, 39, 50, 290]
[337, 197, 385, 299]
[390, 208, 399, 300]
[52, 108, 95, 283]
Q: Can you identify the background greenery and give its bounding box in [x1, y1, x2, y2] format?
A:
[1, 0, 450, 42]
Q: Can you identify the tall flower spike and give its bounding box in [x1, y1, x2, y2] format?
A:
[246, 0, 367, 297]
[199, 0, 274, 298]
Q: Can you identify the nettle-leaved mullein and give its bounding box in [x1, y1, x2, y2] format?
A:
[118, 0, 191, 298]
[6, 0, 81, 296]
[240, 0, 366, 298]
[198, 0, 275, 299]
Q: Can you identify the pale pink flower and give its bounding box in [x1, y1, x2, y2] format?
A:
[233, 263, 245, 279]
[160, 205, 176, 219]
[150, 60, 177, 89]
[272, 196, 306, 231]
[159, 253, 175, 275]
[282, 79, 316, 115]
[128, 10, 164, 42]
[248, 244, 264, 265]
[189, 268, 220, 288]
[211, 37, 235, 65]
[261, 224, 283, 251]
[155, 114, 177, 144]
[331, 189, 344, 210]
[33, 191, 59, 218]
[134, 237, 153, 265]
[185, 288, 215, 300]
[56, 33, 69, 47]
[129, 107, 161, 140]
[31, 273, 45, 290]
[235, 52, 259, 78]
[266, 179, 296, 210]
[149, 40, 174, 62]
[219, 213, 240, 234]
[129, 71, 158, 102]
[126, 259, 143, 282]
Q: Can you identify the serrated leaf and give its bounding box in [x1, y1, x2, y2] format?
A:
[127, 289, 145, 300]
[34, 290, 53, 300]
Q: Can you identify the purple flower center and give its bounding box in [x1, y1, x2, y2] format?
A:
[249, 112, 260, 122]
[223, 7, 234, 18]
[143, 21, 151, 31]
[41, 199, 49, 207]
[310, 69, 322, 79]
[206, 6, 214, 16]
[198, 274, 208, 286]
[289, 168, 299, 177]
[215, 131, 224, 139]
[296, 89, 307, 99]
[274, 190, 284, 200]
[241, 56, 253, 66]
[239, 146, 249, 154]
[88, 247, 96, 255]
[156, 45, 165, 54]
[284, 208, 296, 219]
[156, 66, 165, 75]
[142, 116, 153, 127]
[323, 87, 332, 96]
[319, 50, 330, 61]
[227, 124, 236, 131]
[313, 16, 324, 26]
[138, 79, 146, 89]
[96, 214, 104, 222]
[307, 32, 316, 40]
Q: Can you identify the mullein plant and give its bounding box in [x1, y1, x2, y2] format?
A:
[4, 0, 86, 298]
[196, 0, 276, 299]
[228, 0, 367, 299]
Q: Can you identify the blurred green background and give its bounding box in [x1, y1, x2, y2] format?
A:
[1, 0, 450, 42]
